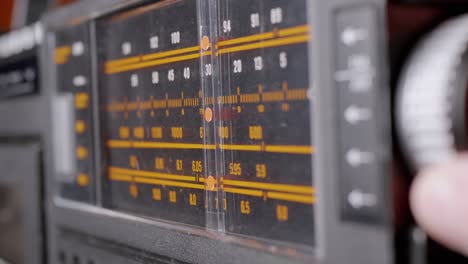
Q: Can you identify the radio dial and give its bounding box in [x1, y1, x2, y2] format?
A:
[397, 15, 468, 170]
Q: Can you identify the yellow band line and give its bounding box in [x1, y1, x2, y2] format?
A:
[224, 187, 263, 197]
[222, 179, 314, 194]
[217, 31, 275, 47]
[107, 140, 312, 154]
[267, 191, 315, 205]
[217, 34, 309, 55]
[134, 177, 205, 190]
[105, 25, 309, 69]
[132, 141, 216, 150]
[105, 57, 141, 68]
[109, 174, 314, 204]
[217, 24, 309, 47]
[265, 145, 314, 155]
[110, 173, 205, 190]
[278, 25, 309, 37]
[105, 25, 309, 72]
[109, 167, 195, 182]
[218, 144, 313, 155]
[105, 45, 200, 68]
[142, 45, 200, 61]
[106, 140, 216, 150]
[107, 33, 308, 73]
[107, 140, 132, 148]
[106, 88, 307, 112]
[106, 52, 200, 74]
[218, 144, 262, 151]
[109, 173, 132, 182]
[106, 51, 210, 75]
[224, 186, 314, 204]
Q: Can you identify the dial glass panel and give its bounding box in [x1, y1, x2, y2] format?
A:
[97, 0, 314, 247]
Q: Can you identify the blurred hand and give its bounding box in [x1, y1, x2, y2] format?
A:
[410, 155, 468, 256]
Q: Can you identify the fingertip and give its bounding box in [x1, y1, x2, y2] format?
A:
[410, 156, 468, 256]
[410, 164, 452, 232]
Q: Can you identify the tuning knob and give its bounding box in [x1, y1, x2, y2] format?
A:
[396, 15, 468, 170]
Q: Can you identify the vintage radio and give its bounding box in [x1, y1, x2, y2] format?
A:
[2, 0, 468, 263]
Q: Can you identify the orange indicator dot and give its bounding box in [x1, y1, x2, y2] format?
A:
[75, 92, 89, 109]
[75, 120, 86, 134]
[129, 183, 138, 198]
[76, 146, 88, 160]
[204, 107, 213, 122]
[77, 173, 90, 187]
[201, 35, 211, 51]
[205, 176, 216, 191]
[257, 104, 265, 113]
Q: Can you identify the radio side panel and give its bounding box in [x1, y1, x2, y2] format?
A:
[310, 0, 393, 263]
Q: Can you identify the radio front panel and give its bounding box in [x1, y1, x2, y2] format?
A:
[43, 0, 391, 263]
